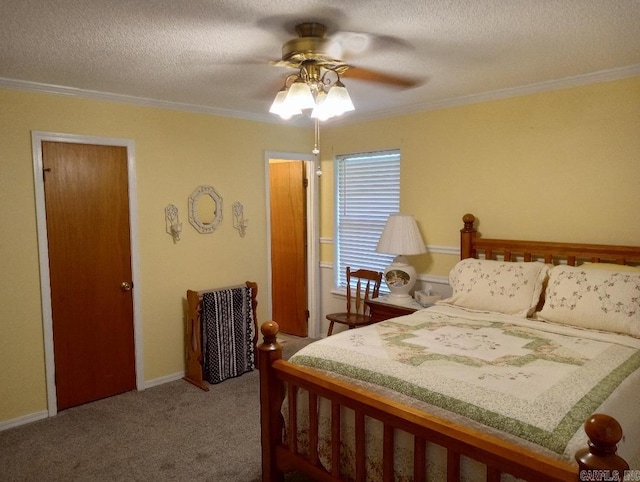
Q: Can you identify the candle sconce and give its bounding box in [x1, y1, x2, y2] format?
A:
[233, 202, 248, 238]
[165, 204, 182, 243]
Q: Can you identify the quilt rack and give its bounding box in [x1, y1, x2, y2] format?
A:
[184, 281, 258, 391]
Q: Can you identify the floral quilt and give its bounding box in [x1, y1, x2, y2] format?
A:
[289, 305, 640, 474]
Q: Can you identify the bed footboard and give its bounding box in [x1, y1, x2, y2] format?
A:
[258, 322, 629, 482]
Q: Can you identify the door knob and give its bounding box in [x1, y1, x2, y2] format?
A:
[120, 281, 133, 292]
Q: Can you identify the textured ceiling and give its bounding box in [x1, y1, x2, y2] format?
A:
[1, 0, 639, 125]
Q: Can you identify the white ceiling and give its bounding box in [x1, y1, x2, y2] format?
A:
[1, 0, 639, 125]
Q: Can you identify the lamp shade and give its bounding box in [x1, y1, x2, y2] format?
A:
[376, 214, 426, 256]
[376, 214, 426, 300]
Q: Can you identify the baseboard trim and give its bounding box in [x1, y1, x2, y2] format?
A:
[0, 410, 49, 432]
[142, 371, 185, 389]
[0, 373, 186, 431]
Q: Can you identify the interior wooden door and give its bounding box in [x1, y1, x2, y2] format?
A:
[43, 141, 136, 410]
[270, 161, 308, 336]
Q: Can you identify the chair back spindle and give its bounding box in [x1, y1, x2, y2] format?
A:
[326, 267, 382, 336]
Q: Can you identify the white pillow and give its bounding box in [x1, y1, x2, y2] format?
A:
[536, 265, 640, 337]
[437, 259, 549, 318]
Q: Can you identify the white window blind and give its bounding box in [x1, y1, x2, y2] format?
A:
[334, 149, 400, 291]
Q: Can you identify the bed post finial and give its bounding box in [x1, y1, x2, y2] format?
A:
[462, 213, 475, 229]
[258, 321, 285, 482]
[575, 414, 629, 473]
[261, 321, 279, 346]
[460, 214, 477, 260]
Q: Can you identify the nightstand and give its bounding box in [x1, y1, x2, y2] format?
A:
[366, 295, 426, 323]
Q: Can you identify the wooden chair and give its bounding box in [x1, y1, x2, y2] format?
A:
[326, 267, 383, 336]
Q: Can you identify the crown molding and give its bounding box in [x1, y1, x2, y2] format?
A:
[0, 77, 278, 124]
[335, 64, 640, 125]
[2, 63, 638, 126]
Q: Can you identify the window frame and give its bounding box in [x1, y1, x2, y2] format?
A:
[333, 149, 401, 292]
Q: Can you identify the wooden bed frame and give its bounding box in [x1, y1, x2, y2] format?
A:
[258, 215, 640, 481]
[184, 281, 258, 391]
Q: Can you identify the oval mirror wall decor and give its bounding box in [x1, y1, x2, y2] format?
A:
[188, 185, 223, 234]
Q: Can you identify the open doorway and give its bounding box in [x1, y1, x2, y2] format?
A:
[265, 151, 320, 339]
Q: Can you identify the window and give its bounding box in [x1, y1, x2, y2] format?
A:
[334, 149, 400, 291]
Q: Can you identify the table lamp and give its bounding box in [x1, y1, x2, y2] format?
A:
[375, 214, 427, 300]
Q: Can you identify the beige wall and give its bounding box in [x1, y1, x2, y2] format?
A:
[2, 75, 639, 425]
[320, 76, 640, 277]
[0, 88, 311, 423]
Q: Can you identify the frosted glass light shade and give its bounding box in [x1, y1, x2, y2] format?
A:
[376, 214, 426, 299]
[284, 81, 316, 110]
[310, 91, 331, 121]
[269, 89, 302, 120]
[324, 81, 355, 116]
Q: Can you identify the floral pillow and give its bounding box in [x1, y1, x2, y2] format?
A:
[535, 265, 640, 337]
[437, 259, 549, 318]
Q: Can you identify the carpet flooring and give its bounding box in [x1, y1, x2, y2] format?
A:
[0, 337, 315, 482]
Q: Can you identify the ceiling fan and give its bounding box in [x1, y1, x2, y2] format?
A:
[268, 22, 420, 121]
[272, 22, 419, 88]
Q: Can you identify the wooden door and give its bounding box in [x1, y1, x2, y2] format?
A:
[270, 161, 308, 336]
[43, 141, 136, 410]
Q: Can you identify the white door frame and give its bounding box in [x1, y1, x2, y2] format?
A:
[264, 151, 321, 339]
[31, 131, 144, 416]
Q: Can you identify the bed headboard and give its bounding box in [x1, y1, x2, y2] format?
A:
[460, 213, 640, 266]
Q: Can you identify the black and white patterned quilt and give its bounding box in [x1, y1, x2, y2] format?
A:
[201, 286, 255, 384]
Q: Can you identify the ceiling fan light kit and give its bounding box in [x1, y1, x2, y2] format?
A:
[268, 22, 359, 122]
[269, 62, 355, 121]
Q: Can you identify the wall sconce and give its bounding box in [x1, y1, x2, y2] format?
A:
[233, 202, 248, 238]
[165, 204, 182, 243]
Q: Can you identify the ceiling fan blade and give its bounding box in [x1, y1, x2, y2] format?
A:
[268, 59, 298, 69]
[341, 66, 422, 88]
[326, 31, 414, 60]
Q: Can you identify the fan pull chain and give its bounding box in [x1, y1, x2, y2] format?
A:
[313, 118, 322, 176]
